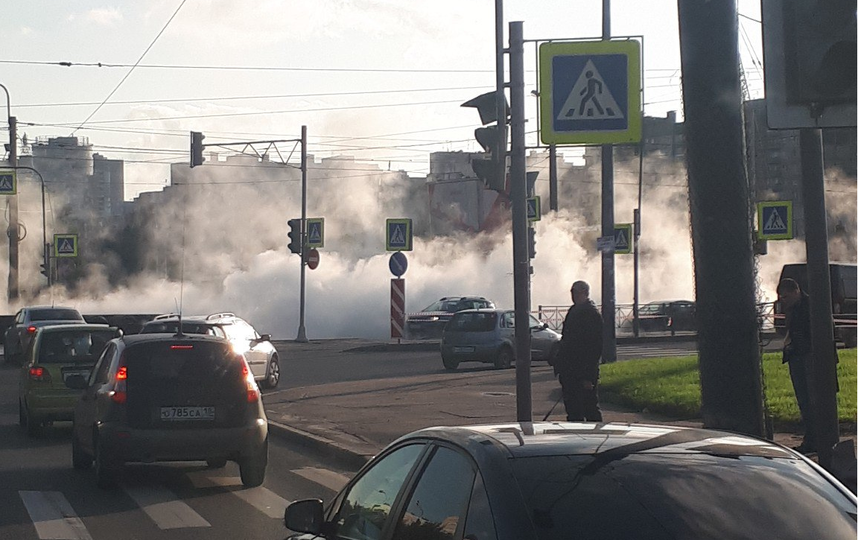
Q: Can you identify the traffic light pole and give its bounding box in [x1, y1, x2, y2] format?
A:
[2, 81, 19, 303]
[296, 126, 309, 343]
[509, 21, 532, 423]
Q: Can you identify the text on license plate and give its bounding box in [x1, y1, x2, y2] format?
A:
[453, 346, 475, 353]
[160, 406, 215, 421]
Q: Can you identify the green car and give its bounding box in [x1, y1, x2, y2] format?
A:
[18, 324, 121, 436]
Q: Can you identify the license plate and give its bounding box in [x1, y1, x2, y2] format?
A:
[160, 406, 215, 421]
[453, 346, 475, 353]
[63, 370, 89, 382]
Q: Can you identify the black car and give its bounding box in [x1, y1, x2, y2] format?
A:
[405, 296, 495, 339]
[284, 422, 856, 540]
[67, 333, 269, 489]
[628, 300, 696, 334]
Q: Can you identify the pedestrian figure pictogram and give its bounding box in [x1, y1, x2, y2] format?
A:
[757, 201, 793, 240]
[557, 59, 625, 122]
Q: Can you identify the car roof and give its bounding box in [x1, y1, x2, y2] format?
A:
[119, 332, 229, 346]
[21, 306, 81, 312]
[37, 323, 114, 332]
[452, 308, 509, 315]
[399, 422, 794, 460]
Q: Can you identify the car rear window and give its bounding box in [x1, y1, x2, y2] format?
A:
[38, 329, 115, 364]
[30, 309, 83, 322]
[141, 322, 215, 335]
[446, 312, 497, 332]
[123, 341, 238, 384]
[510, 454, 856, 540]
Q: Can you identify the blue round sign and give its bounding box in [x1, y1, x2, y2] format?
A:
[389, 252, 408, 277]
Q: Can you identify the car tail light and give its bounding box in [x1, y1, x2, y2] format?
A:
[27, 325, 37, 334]
[171, 345, 194, 350]
[112, 365, 127, 404]
[241, 358, 259, 403]
[28, 366, 51, 382]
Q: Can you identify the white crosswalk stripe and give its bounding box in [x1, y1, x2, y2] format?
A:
[18, 491, 93, 540]
[190, 475, 290, 519]
[123, 484, 211, 529]
[292, 467, 351, 492]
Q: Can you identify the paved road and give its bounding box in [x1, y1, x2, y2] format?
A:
[0, 362, 356, 540]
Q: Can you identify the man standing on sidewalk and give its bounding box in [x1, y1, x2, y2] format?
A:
[777, 278, 816, 454]
[555, 281, 604, 421]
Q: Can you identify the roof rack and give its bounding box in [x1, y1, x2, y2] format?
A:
[153, 313, 179, 320]
[206, 312, 236, 321]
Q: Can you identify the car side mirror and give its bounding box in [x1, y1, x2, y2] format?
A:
[284, 498, 324, 534]
[65, 374, 89, 390]
[259, 333, 271, 342]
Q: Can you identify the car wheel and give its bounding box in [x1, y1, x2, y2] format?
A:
[72, 431, 93, 470]
[18, 399, 25, 428]
[494, 347, 513, 369]
[261, 356, 280, 389]
[239, 438, 268, 488]
[94, 438, 120, 489]
[547, 343, 561, 366]
[22, 403, 40, 437]
[442, 354, 459, 371]
[206, 458, 228, 469]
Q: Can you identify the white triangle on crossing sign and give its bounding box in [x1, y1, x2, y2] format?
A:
[764, 208, 787, 233]
[0, 176, 13, 192]
[58, 238, 75, 254]
[309, 225, 321, 243]
[557, 59, 625, 121]
[615, 230, 629, 250]
[391, 225, 406, 245]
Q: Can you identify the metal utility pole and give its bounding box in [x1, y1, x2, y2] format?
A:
[549, 145, 558, 212]
[677, 0, 764, 436]
[296, 125, 309, 343]
[2, 82, 19, 303]
[494, 0, 507, 188]
[509, 21, 532, 423]
[799, 128, 839, 469]
[600, 0, 617, 362]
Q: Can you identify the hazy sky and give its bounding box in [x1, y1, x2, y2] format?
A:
[2, 0, 765, 200]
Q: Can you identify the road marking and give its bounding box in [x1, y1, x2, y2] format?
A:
[293, 467, 350, 492]
[202, 477, 290, 518]
[19, 491, 93, 540]
[123, 485, 210, 529]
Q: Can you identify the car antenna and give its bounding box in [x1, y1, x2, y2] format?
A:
[174, 298, 184, 338]
[175, 216, 187, 338]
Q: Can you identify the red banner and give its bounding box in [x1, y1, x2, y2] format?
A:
[390, 278, 405, 339]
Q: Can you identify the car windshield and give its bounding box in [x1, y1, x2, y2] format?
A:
[639, 304, 664, 315]
[38, 329, 115, 364]
[446, 312, 497, 332]
[30, 309, 83, 321]
[510, 454, 857, 540]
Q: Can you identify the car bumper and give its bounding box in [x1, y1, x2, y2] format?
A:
[440, 343, 500, 364]
[24, 390, 81, 421]
[98, 419, 268, 463]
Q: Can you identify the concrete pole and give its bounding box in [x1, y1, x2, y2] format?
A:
[296, 125, 309, 343]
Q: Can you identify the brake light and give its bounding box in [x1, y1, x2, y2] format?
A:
[28, 366, 51, 382]
[241, 359, 259, 403]
[112, 365, 127, 404]
[27, 326, 37, 334]
[171, 345, 194, 350]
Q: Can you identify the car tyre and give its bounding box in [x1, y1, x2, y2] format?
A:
[22, 402, 40, 437]
[261, 356, 280, 389]
[206, 458, 228, 469]
[239, 438, 268, 488]
[18, 399, 25, 429]
[494, 347, 513, 370]
[72, 432, 93, 470]
[547, 343, 561, 366]
[94, 438, 120, 489]
[442, 354, 459, 371]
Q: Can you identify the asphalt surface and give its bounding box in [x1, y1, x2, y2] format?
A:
[261, 338, 836, 470]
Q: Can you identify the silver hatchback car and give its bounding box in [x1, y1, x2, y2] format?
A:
[440, 308, 561, 370]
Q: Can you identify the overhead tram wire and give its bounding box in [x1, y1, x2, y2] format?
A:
[70, 0, 189, 135]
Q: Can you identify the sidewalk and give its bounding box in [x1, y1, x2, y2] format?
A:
[261, 345, 812, 468]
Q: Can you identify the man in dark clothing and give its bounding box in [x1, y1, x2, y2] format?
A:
[554, 281, 604, 421]
[777, 278, 815, 453]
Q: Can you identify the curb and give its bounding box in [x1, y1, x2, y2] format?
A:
[266, 419, 372, 471]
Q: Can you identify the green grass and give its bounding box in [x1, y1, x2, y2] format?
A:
[599, 349, 856, 431]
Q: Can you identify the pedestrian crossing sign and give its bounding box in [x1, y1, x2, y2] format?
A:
[539, 39, 641, 145]
[757, 201, 793, 240]
[306, 218, 325, 248]
[0, 170, 17, 195]
[54, 234, 79, 258]
[614, 223, 634, 254]
[386, 218, 413, 251]
[527, 196, 541, 222]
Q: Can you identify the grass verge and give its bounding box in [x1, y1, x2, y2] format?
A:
[600, 349, 856, 432]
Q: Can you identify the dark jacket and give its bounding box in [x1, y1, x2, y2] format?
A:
[556, 300, 603, 380]
[784, 292, 812, 361]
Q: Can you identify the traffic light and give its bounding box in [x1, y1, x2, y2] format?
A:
[287, 218, 302, 255]
[40, 262, 48, 278]
[462, 91, 509, 192]
[782, 0, 856, 106]
[190, 131, 205, 168]
[528, 226, 536, 259]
